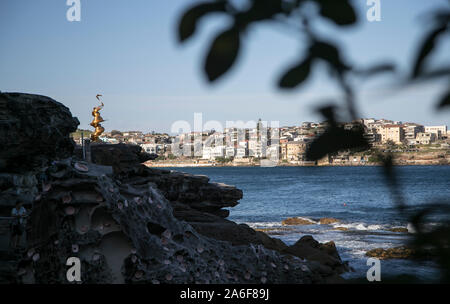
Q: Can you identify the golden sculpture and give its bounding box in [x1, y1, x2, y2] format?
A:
[90, 94, 105, 142]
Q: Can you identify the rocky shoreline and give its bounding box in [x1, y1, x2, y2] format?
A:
[0, 92, 350, 284]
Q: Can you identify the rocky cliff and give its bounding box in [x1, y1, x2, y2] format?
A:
[0, 93, 349, 283]
[0, 93, 79, 172]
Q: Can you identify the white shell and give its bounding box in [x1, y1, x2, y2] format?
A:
[74, 162, 89, 172]
[27, 249, 35, 258]
[131, 255, 138, 263]
[32, 253, 40, 262]
[17, 268, 27, 276]
[43, 183, 51, 192]
[62, 195, 72, 204]
[135, 270, 144, 279]
[65, 206, 75, 215]
[162, 230, 172, 239]
[72, 244, 79, 253]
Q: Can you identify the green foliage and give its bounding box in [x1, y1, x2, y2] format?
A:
[167, 154, 177, 160]
[215, 156, 233, 163]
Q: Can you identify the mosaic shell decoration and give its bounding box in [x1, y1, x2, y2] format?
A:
[74, 162, 89, 172]
[62, 194, 72, 204]
[65, 206, 76, 215]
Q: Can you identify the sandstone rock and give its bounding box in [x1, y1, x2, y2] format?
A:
[319, 218, 340, 225]
[0, 93, 79, 172]
[333, 227, 349, 231]
[19, 162, 329, 283]
[366, 246, 415, 260]
[387, 227, 409, 233]
[282, 217, 315, 226]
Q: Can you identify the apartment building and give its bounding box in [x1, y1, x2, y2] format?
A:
[425, 126, 448, 139]
[403, 124, 424, 141]
[380, 125, 405, 144]
[415, 132, 437, 145]
[282, 141, 308, 161]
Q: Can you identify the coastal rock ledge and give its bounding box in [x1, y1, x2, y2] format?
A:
[0, 93, 349, 283]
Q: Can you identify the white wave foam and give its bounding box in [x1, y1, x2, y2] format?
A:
[331, 222, 383, 231]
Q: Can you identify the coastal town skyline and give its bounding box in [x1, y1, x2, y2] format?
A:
[72, 116, 450, 167]
[75, 115, 449, 137]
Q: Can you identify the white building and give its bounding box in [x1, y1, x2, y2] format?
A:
[140, 143, 157, 154]
[236, 148, 247, 158]
[212, 146, 225, 158]
[225, 147, 235, 158]
[202, 147, 212, 159]
[425, 126, 447, 139]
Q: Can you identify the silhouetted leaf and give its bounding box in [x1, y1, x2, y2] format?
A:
[412, 25, 447, 78]
[313, 0, 357, 26]
[438, 89, 450, 108]
[305, 126, 369, 161]
[310, 41, 347, 72]
[415, 66, 450, 80]
[278, 57, 312, 88]
[178, 1, 227, 43]
[204, 27, 240, 82]
[234, 0, 285, 29]
[317, 105, 337, 125]
[354, 63, 396, 77]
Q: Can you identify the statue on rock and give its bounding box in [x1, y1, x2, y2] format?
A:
[90, 94, 105, 142]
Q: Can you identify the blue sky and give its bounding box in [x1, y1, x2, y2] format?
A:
[0, 0, 449, 133]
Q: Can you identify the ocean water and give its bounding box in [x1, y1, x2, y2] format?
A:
[161, 166, 450, 282]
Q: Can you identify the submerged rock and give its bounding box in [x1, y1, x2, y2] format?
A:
[319, 218, 340, 225]
[282, 217, 315, 226]
[366, 246, 415, 260]
[387, 227, 409, 233]
[332, 227, 349, 231]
